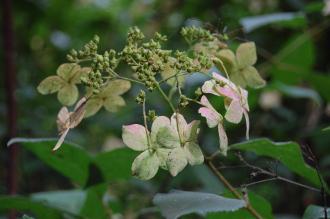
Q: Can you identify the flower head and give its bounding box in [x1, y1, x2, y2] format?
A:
[216, 42, 265, 88]
[53, 97, 87, 151]
[37, 63, 90, 106]
[84, 79, 131, 117]
[122, 113, 203, 180]
[202, 72, 250, 140]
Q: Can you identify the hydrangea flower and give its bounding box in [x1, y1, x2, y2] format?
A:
[84, 79, 131, 117]
[166, 113, 204, 176]
[199, 72, 250, 155]
[216, 42, 265, 88]
[198, 96, 228, 155]
[122, 113, 203, 180]
[54, 97, 86, 151]
[37, 63, 91, 106]
[202, 72, 250, 139]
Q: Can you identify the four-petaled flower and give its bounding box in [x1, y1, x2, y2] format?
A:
[122, 113, 203, 180]
[38, 63, 91, 106]
[216, 42, 265, 89]
[84, 79, 131, 117]
[200, 72, 250, 153]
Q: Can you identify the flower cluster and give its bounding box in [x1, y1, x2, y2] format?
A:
[37, 26, 266, 179]
[122, 113, 203, 180]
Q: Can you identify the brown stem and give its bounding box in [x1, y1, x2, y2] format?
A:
[206, 160, 264, 219]
[2, 0, 18, 218]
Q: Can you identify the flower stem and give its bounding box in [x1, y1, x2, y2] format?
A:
[155, 82, 184, 146]
[206, 160, 264, 219]
[155, 82, 176, 113]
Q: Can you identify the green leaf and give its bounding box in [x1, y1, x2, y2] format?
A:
[31, 190, 86, 215]
[94, 148, 138, 182]
[0, 196, 63, 219]
[37, 76, 65, 95]
[153, 190, 246, 219]
[303, 205, 329, 219]
[8, 138, 91, 186]
[307, 73, 330, 102]
[274, 81, 321, 105]
[31, 187, 108, 219]
[57, 84, 78, 106]
[231, 138, 325, 189]
[270, 34, 315, 84]
[207, 191, 273, 219]
[323, 126, 330, 132]
[131, 150, 160, 180]
[80, 184, 108, 219]
[240, 12, 306, 33]
[236, 42, 257, 68]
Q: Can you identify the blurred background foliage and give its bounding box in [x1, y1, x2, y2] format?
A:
[1, 0, 330, 218]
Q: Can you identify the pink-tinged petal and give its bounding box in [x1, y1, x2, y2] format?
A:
[212, 72, 229, 83]
[198, 107, 220, 128]
[200, 96, 217, 112]
[53, 128, 70, 151]
[217, 123, 228, 156]
[201, 80, 219, 96]
[74, 97, 87, 111]
[225, 100, 243, 124]
[239, 87, 249, 111]
[212, 72, 236, 88]
[122, 124, 148, 151]
[216, 85, 239, 100]
[151, 116, 171, 140]
[243, 110, 250, 140]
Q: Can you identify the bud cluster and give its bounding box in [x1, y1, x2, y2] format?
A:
[67, 35, 100, 62]
[181, 26, 214, 44]
[121, 27, 171, 91]
[135, 90, 146, 104]
[179, 95, 189, 107]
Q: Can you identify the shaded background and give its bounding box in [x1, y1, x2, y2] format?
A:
[1, 0, 330, 218]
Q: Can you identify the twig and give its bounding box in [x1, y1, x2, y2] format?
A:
[237, 153, 320, 193]
[243, 178, 277, 188]
[304, 144, 328, 219]
[206, 160, 264, 219]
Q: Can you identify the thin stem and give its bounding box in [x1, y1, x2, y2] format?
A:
[155, 82, 176, 113]
[243, 178, 277, 187]
[237, 153, 320, 193]
[215, 58, 230, 79]
[106, 68, 144, 85]
[142, 98, 151, 148]
[159, 72, 189, 84]
[206, 160, 264, 219]
[116, 75, 144, 85]
[155, 82, 184, 146]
